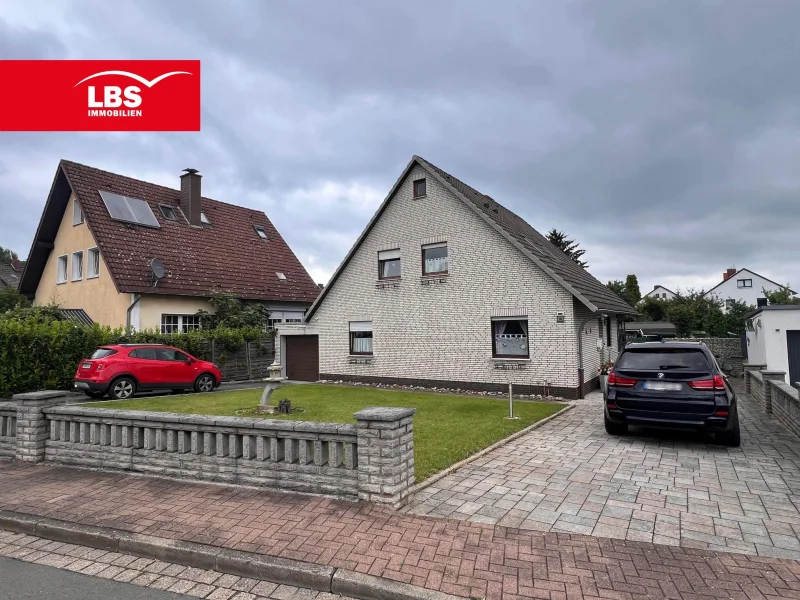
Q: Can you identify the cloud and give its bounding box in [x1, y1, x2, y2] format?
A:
[1, 0, 800, 296]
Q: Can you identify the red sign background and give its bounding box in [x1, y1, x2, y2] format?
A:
[0, 60, 200, 131]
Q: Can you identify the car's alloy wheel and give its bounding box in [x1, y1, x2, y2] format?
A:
[112, 378, 134, 400]
[196, 375, 214, 393]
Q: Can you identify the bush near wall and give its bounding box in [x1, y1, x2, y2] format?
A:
[0, 320, 267, 397]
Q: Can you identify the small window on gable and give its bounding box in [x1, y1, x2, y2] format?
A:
[378, 249, 401, 279]
[71, 251, 83, 281]
[200, 212, 210, 225]
[350, 321, 373, 355]
[57, 255, 68, 284]
[254, 225, 268, 239]
[276, 272, 286, 280]
[492, 317, 529, 358]
[413, 179, 426, 198]
[737, 279, 753, 288]
[159, 205, 177, 221]
[422, 243, 448, 275]
[87, 247, 100, 278]
[73, 199, 84, 225]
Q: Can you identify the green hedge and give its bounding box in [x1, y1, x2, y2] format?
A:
[0, 321, 267, 397]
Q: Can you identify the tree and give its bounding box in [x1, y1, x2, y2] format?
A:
[0, 287, 30, 313]
[606, 280, 625, 300]
[638, 296, 667, 322]
[623, 274, 641, 306]
[722, 300, 753, 336]
[763, 285, 800, 306]
[546, 229, 588, 268]
[0, 246, 18, 263]
[197, 290, 269, 330]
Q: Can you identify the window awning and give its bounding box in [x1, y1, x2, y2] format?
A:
[349, 321, 372, 332]
[378, 249, 400, 260]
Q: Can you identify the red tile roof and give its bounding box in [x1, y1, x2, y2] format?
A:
[55, 160, 319, 302]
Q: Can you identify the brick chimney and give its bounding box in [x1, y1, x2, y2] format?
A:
[10, 257, 20, 271]
[180, 168, 202, 227]
[722, 268, 736, 281]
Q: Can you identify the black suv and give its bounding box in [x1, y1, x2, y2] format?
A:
[604, 341, 740, 446]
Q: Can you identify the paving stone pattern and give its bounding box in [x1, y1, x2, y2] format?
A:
[406, 381, 800, 560]
[0, 529, 354, 599]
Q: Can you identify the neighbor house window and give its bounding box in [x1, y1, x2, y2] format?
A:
[737, 279, 753, 288]
[378, 249, 401, 279]
[422, 243, 448, 275]
[662, 293, 667, 299]
[57, 255, 68, 284]
[87, 247, 100, 278]
[71, 251, 83, 281]
[492, 317, 529, 358]
[413, 179, 426, 198]
[254, 225, 268, 239]
[725, 299, 735, 310]
[161, 314, 201, 334]
[159, 205, 177, 221]
[73, 199, 84, 225]
[349, 321, 373, 355]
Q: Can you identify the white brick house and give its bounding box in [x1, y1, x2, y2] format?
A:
[276, 156, 633, 398]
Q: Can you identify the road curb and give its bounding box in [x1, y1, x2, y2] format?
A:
[407, 402, 575, 498]
[0, 510, 462, 600]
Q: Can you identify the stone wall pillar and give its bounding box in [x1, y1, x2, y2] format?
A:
[13, 391, 69, 462]
[354, 407, 415, 508]
[761, 371, 786, 415]
[743, 363, 767, 394]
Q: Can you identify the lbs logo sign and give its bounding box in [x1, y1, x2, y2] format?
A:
[0, 60, 200, 131]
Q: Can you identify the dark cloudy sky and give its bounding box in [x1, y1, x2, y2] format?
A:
[2, 0, 799, 294]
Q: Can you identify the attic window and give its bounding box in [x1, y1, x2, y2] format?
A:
[200, 212, 210, 225]
[159, 205, 177, 221]
[73, 199, 84, 226]
[276, 272, 286, 280]
[413, 179, 426, 198]
[254, 225, 268, 239]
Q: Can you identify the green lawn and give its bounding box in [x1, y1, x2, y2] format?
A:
[87, 385, 565, 480]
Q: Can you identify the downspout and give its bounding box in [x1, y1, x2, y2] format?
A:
[126, 293, 141, 335]
[577, 311, 607, 399]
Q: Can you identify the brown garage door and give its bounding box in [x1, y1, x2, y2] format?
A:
[285, 335, 319, 381]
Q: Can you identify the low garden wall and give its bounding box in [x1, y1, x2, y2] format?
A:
[0, 401, 16, 459]
[4, 391, 416, 508]
[744, 365, 800, 438]
[674, 337, 744, 375]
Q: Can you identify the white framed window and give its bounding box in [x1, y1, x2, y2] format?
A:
[737, 279, 753, 288]
[71, 251, 83, 281]
[492, 317, 529, 358]
[87, 247, 100, 278]
[349, 321, 373, 355]
[422, 242, 448, 275]
[57, 255, 68, 284]
[276, 272, 286, 280]
[268, 310, 304, 328]
[254, 225, 268, 239]
[161, 314, 201, 334]
[73, 199, 84, 225]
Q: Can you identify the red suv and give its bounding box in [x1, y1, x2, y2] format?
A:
[74, 344, 222, 400]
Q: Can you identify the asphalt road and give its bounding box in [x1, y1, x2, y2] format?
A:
[0, 556, 186, 600]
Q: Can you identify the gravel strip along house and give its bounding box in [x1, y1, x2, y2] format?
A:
[275, 156, 633, 399]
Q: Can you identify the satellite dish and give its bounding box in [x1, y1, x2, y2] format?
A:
[149, 258, 165, 287]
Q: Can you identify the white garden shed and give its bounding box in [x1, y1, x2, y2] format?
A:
[745, 305, 800, 385]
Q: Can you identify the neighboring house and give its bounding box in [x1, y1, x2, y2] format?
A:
[0, 258, 26, 290]
[624, 321, 676, 339]
[644, 285, 676, 300]
[705, 268, 794, 312]
[274, 155, 634, 399]
[20, 160, 320, 331]
[745, 305, 800, 385]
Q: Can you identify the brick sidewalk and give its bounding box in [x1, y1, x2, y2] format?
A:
[2, 462, 800, 598]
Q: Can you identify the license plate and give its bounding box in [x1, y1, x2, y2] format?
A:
[643, 381, 682, 391]
[82, 362, 92, 369]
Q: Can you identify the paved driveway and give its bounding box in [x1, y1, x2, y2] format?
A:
[404, 381, 800, 559]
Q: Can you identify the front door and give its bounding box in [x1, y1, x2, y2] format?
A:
[787, 330, 800, 386]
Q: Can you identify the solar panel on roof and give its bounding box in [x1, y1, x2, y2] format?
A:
[99, 190, 161, 228]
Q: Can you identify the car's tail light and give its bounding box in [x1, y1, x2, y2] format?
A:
[715, 410, 729, 416]
[688, 375, 725, 390]
[608, 371, 636, 387]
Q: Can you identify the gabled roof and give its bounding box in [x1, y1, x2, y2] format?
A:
[703, 268, 796, 296]
[646, 285, 675, 296]
[0, 261, 24, 290]
[307, 156, 634, 319]
[20, 160, 320, 303]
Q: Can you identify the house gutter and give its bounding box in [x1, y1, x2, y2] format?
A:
[125, 293, 141, 334]
[577, 311, 607, 399]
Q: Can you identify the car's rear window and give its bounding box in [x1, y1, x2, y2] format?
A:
[90, 348, 117, 359]
[617, 349, 710, 370]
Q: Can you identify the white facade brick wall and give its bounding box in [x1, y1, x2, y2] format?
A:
[310, 164, 600, 393]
